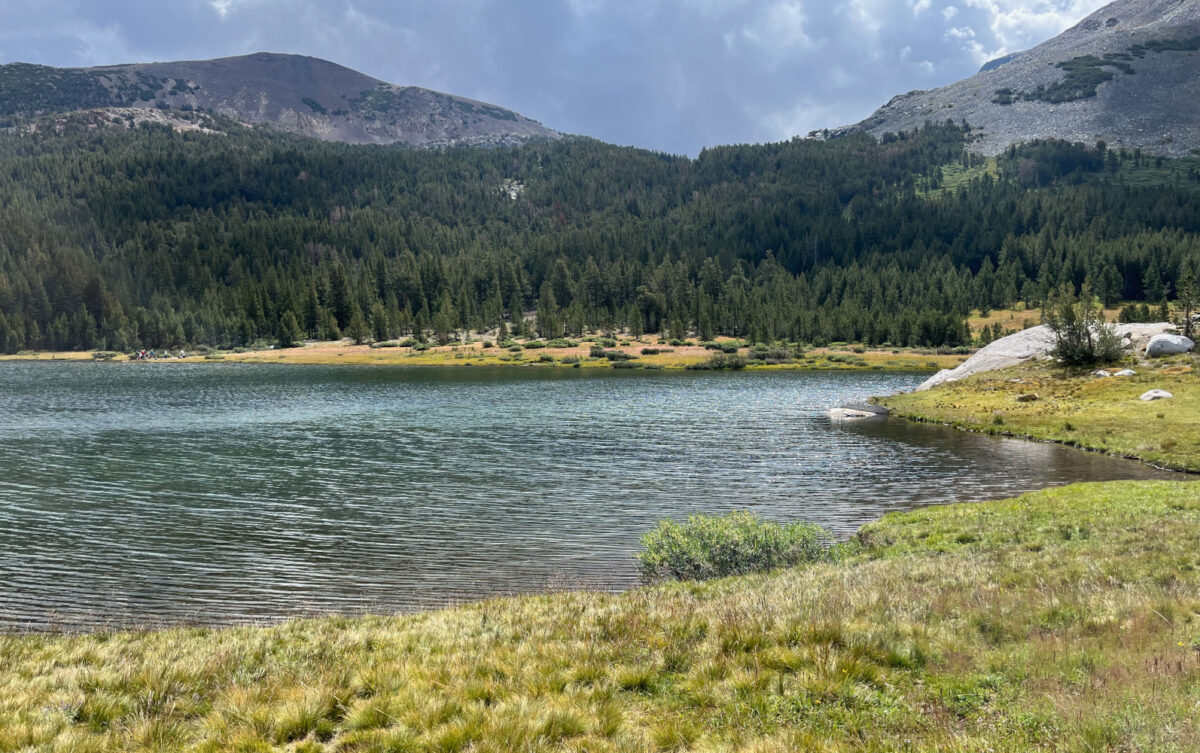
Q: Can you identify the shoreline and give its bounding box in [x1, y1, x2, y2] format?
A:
[0, 337, 971, 372]
[5, 480, 1199, 750]
[877, 358, 1200, 473]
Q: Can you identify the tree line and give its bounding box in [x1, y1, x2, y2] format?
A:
[0, 115, 1198, 354]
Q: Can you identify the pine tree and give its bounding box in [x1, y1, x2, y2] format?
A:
[370, 301, 390, 343]
[1177, 265, 1198, 338]
[346, 308, 369, 345]
[277, 311, 303, 348]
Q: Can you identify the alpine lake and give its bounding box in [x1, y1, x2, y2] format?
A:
[0, 361, 1174, 630]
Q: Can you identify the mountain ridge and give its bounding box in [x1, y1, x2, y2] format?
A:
[825, 0, 1200, 156]
[0, 52, 561, 147]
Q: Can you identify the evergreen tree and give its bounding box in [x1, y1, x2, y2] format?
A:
[277, 311, 303, 348]
[346, 309, 369, 345]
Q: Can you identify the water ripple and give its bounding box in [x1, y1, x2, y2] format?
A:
[0, 362, 1174, 631]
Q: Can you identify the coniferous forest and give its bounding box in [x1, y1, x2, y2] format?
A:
[1, 114, 1199, 353]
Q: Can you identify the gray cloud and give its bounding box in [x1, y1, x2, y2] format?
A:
[0, 0, 1109, 154]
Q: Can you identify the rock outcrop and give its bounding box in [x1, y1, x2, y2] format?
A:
[917, 323, 1177, 391]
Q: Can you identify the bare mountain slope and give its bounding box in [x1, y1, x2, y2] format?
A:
[829, 0, 1200, 156]
[0, 52, 560, 147]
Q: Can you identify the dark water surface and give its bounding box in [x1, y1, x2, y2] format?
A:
[0, 362, 1174, 630]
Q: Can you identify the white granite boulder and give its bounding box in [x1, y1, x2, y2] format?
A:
[916, 323, 1177, 391]
[1139, 390, 1173, 402]
[1145, 334, 1194, 357]
[1114, 369, 1137, 377]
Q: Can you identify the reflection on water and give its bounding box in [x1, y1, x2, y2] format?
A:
[0, 362, 1174, 630]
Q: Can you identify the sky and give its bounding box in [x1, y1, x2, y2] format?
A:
[0, 0, 1112, 155]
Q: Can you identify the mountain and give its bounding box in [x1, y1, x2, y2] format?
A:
[0, 52, 561, 147]
[828, 0, 1200, 156]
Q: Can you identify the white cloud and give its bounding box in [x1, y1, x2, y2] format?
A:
[942, 5, 959, 21]
[962, 0, 1109, 57]
[911, 0, 932, 16]
[210, 0, 234, 20]
[742, 1, 812, 51]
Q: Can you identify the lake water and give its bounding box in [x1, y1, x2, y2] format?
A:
[0, 362, 1175, 630]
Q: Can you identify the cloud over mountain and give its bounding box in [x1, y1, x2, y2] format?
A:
[0, 0, 1109, 153]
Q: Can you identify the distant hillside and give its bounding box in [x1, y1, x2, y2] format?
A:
[0, 52, 561, 147]
[827, 0, 1200, 156]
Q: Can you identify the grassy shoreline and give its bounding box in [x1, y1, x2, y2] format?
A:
[4, 480, 1200, 751]
[878, 357, 1200, 472]
[0, 338, 970, 372]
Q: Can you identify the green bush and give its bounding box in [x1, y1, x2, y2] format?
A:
[637, 511, 832, 582]
[523, 340, 547, 349]
[686, 354, 746, 370]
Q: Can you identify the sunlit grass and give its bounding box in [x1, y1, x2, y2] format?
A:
[4, 481, 1200, 751]
[880, 357, 1200, 471]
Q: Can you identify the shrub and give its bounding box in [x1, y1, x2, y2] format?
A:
[545, 338, 575, 348]
[640, 347, 674, 355]
[686, 354, 747, 370]
[1042, 284, 1122, 365]
[611, 360, 641, 369]
[538, 354, 555, 363]
[637, 511, 832, 582]
[589, 345, 607, 358]
[523, 340, 547, 349]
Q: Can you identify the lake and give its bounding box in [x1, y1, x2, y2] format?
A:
[0, 362, 1175, 630]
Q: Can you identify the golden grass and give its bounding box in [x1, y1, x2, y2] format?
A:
[879, 356, 1200, 471]
[4, 481, 1200, 751]
[0, 337, 970, 372]
[966, 306, 1122, 338]
[207, 339, 967, 372]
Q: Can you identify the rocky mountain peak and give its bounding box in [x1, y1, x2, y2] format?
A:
[0, 52, 561, 148]
[829, 0, 1200, 156]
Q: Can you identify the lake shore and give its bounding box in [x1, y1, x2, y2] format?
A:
[4, 480, 1199, 751]
[0, 336, 971, 372]
[878, 355, 1200, 472]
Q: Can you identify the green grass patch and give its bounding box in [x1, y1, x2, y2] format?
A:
[3, 482, 1200, 751]
[879, 358, 1200, 471]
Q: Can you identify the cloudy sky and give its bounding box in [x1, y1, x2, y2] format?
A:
[0, 0, 1111, 154]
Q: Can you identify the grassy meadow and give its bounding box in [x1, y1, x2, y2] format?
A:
[879, 354, 1200, 472]
[4, 481, 1200, 752]
[0, 337, 969, 372]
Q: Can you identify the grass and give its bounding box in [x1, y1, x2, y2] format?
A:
[0, 339, 970, 372]
[4, 480, 1200, 751]
[879, 356, 1200, 471]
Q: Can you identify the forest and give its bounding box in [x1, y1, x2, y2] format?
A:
[0, 113, 1198, 353]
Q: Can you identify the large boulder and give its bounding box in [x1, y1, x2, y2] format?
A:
[1145, 334, 1195, 357]
[916, 322, 1177, 391]
[1140, 390, 1173, 402]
